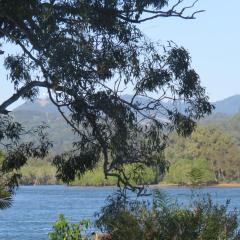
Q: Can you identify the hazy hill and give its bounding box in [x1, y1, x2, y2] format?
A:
[14, 98, 58, 113]
[14, 94, 240, 115]
[11, 95, 240, 153]
[214, 95, 240, 115]
[11, 95, 240, 185]
[12, 108, 75, 153]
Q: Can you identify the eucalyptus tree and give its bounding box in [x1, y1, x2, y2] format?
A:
[0, 0, 213, 194]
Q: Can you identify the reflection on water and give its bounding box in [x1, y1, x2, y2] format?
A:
[0, 185, 240, 240]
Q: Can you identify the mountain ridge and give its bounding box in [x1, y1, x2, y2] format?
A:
[13, 94, 240, 116]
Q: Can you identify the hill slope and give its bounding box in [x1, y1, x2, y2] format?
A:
[214, 95, 240, 115]
[14, 94, 240, 115]
[10, 95, 240, 185]
[11, 94, 240, 153]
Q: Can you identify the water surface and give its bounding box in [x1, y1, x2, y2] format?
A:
[1, 185, 240, 240]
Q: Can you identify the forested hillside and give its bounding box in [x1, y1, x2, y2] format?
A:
[12, 97, 240, 185]
[165, 126, 240, 184]
[12, 110, 76, 153]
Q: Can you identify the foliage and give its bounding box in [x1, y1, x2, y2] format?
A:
[0, 186, 12, 210]
[17, 124, 240, 186]
[187, 166, 205, 187]
[0, 0, 213, 193]
[48, 214, 90, 240]
[166, 126, 240, 182]
[19, 158, 157, 186]
[164, 158, 215, 185]
[72, 162, 157, 186]
[20, 158, 57, 185]
[19, 121, 240, 186]
[0, 152, 13, 209]
[0, 115, 52, 190]
[202, 113, 240, 146]
[96, 190, 240, 240]
[10, 108, 240, 185]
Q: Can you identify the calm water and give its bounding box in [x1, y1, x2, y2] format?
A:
[1, 185, 240, 240]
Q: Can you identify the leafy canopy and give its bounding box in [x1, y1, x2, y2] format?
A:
[0, 0, 213, 193]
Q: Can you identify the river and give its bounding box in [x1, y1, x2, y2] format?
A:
[0, 185, 240, 239]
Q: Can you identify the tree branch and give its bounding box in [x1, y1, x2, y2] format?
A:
[118, 0, 204, 23]
[0, 81, 48, 114]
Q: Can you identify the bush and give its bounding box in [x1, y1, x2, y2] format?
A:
[96, 190, 240, 240]
[49, 190, 240, 240]
[95, 192, 144, 240]
[48, 214, 90, 240]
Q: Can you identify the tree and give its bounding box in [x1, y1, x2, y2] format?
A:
[0, 0, 213, 194]
[166, 126, 240, 181]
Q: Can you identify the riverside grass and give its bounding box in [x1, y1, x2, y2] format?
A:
[21, 158, 235, 186]
[20, 160, 157, 186]
[20, 158, 222, 186]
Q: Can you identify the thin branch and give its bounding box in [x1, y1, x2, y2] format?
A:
[118, 0, 204, 23]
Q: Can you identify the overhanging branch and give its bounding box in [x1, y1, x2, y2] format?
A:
[0, 81, 48, 114]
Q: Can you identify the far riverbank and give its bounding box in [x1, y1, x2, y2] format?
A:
[152, 182, 240, 188]
[21, 182, 240, 188]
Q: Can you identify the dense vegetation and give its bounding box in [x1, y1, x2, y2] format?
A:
[49, 190, 240, 240]
[18, 113, 240, 186]
[163, 158, 216, 185]
[20, 158, 57, 185]
[48, 214, 91, 240]
[19, 159, 157, 186]
[165, 124, 240, 184]
[0, 152, 12, 209]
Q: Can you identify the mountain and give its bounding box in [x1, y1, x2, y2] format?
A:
[214, 95, 240, 115]
[12, 98, 74, 153]
[14, 98, 58, 113]
[11, 109, 76, 153]
[13, 94, 240, 115]
[10, 94, 240, 153]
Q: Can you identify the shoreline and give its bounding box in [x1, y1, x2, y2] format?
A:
[21, 182, 240, 188]
[153, 182, 240, 188]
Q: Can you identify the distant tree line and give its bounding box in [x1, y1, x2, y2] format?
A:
[16, 119, 240, 186]
[165, 125, 240, 184]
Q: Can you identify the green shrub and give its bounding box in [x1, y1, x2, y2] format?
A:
[0, 185, 12, 210]
[95, 192, 144, 240]
[96, 190, 240, 240]
[48, 214, 90, 240]
[0, 152, 13, 209]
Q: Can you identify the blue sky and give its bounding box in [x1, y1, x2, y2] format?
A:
[140, 0, 240, 102]
[1, 0, 240, 109]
